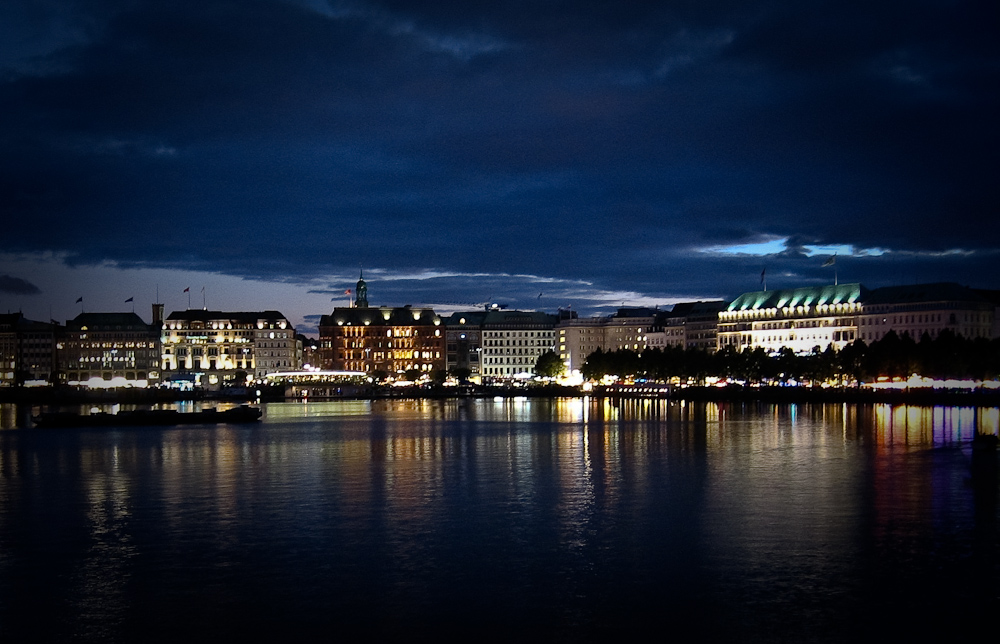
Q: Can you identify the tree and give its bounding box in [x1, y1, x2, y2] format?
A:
[451, 367, 472, 383]
[534, 351, 565, 378]
[403, 368, 423, 382]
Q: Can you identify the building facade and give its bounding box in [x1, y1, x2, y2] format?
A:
[555, 308, 659, 375]
[318, 306, 445, 375]
[646, 301, 727, 352]
[603, 308, 658, 352]
[161, 310, 297, 387]
[443, 312, 487, 380]
[857, 283, 995, 343]
[717, 284, 864, 354]
[60, 312, 161, 387]
[556, 317, 608, 376]
[480, 310, 558, 380]
[0, 314, 58, 386]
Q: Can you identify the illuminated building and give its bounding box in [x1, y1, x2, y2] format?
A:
[0, 315, 15, 385]
[0, 314, 58, 386]
[555, 308, 657, 375]
[297, 333, 316, 369]
[480, 309, 558, 380]
[858, 283, 995, 342]
[646, 301, 727, 351]
[161, 310, 298, 387]
[556, 317, 608, 376]
[442, 312, 487, 380]
[60, 312, 161, 388]
[715, 282, 1000, 355]
[718, 284, 864, 354]
[604, 307, 658, 352]
[318, 306, 444, 374]
[318, 273, 444, 375]
[977, 289, 1000, 338]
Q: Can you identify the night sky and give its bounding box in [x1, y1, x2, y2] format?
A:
[2, 1, 998, 334]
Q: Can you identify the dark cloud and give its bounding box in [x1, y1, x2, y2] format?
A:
[1, 0, 997, 315]
[0, 275, 41, 295]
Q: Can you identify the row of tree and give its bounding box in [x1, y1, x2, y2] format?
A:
[580, 330, 1000, 385]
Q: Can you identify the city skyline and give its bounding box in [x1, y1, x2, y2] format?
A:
[2, 1, 997, 332]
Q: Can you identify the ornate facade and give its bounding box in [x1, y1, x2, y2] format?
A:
[161, 310, 297, 387]
[60, 312, 161, 387]
[717, 284, 864, 354]
[318, 306, 444, 374]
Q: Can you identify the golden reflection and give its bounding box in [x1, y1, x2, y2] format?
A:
[0, 403, 22, 430]
[72, 442, 137, 636]
[873, 404, 998, 447]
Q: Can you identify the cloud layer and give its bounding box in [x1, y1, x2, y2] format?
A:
[1, 0, 997, 324]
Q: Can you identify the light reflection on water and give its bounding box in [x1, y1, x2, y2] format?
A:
[0, 398, 996, 642]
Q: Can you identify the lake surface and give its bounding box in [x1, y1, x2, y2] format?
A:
[0, 398, 997, 642]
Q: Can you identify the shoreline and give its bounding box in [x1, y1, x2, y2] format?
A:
[3, 383, 1000, 408]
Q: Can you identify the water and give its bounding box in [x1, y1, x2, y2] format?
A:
[0, 398, 996, 642]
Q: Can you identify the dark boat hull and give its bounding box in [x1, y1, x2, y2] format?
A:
[32, 406, 262, 428]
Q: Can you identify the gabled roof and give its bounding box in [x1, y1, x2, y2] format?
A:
[727, 283, 866, 312]
[973, 289, 1000, 306]
[0, 313, 58, 332]
[613, 307, 659, 318]
[0, 313, 23, 329]
[482, 310, 558, 327]
[166, 310, 289, 323]
[442, 311, 489, 327]
[320, 306, 441, 327]
[663, 300, 728, 319]
[865, 282, 989, 306]
[65, 312, 154, 331]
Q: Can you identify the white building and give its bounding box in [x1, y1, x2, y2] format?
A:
[645, 301, 727, 352]
[717, 284, 863, 354]
[480, 310, 558, 380]
[162, 310, 297, 388]
[858, 283, 995, 342]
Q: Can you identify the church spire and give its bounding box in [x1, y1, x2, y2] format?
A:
[355, 268, 369, 308]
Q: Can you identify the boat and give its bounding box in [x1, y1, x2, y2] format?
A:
[32, 406, 262, 428]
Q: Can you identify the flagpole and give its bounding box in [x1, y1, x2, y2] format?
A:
[823, 254, 838, 286]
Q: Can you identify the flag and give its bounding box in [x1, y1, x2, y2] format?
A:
[125, 297, 133, 303]
[75, 297, 83, 303]
[183, 287, 190, 293]
[760, 268, 766, 284]
[823, 255, 836, 267]
[538, 292, 543, 299]
[345, 289, 352, 295]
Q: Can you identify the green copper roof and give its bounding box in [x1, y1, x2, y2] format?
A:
[727, 283, 866, 312]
